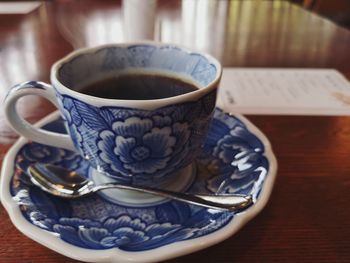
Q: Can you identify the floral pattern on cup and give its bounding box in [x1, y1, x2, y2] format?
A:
[57, 90, 217, 185]
[97, 117, 191, 176]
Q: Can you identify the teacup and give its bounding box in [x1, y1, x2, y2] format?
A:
[4, 42, 222, 193]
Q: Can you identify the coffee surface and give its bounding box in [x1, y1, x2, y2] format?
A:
[78, 73, 199, 100]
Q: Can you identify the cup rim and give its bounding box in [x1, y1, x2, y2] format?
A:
[50, 41, 222, 109]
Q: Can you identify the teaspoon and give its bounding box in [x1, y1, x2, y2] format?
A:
[23, 163, 253, 212]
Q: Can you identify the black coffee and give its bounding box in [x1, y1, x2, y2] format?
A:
[78, 73, 199, 100]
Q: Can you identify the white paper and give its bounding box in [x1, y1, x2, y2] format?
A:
[0, 2, 41, 14]
[217, 68, 350, 115]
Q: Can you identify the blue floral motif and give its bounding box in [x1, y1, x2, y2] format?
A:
[15, 119, 90, 178]
[201, 110, 268, 197]
[10, 109, 270, 252]
[213, 126, 263, 166]
[21, 143, 83, 171]
[52, 215, 192, 250]
[98, 116, 190, 178]
[58, 91, 216, 185]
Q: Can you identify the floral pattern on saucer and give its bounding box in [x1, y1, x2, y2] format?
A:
[10, 109, 269, 251]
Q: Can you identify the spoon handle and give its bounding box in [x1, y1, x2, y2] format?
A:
[92, 183, 253, 211]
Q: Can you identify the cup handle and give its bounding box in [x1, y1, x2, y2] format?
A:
[4, 81, 76, 151]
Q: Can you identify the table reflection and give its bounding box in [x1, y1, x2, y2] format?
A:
[52, 0, 346, 67]
[0, 0, 349, 146]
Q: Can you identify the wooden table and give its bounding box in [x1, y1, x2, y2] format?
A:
[1, 1, 350, 262]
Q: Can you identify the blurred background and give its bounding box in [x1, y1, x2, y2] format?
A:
[0, 0, 349, 146]
[1, 0, 349, 85]
[292, 0, 350, 29]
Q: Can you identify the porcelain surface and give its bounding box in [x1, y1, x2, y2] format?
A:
[5, 43, 222, 187]
[57, 89, 216, 186]
[0, 108, 277, 263]
[54, 43, 220, 185]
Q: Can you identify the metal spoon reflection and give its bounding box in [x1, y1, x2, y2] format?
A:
[24, 163, 253, 212]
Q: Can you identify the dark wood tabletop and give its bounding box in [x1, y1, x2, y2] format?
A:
[1, 1, 350, 262]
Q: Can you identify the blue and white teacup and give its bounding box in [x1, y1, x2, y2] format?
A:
[4, 43, 222, 192]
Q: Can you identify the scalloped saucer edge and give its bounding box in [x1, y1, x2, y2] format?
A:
[0, 109, 277, 263]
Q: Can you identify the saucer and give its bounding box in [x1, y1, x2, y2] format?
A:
[0, 108, 277, 263]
